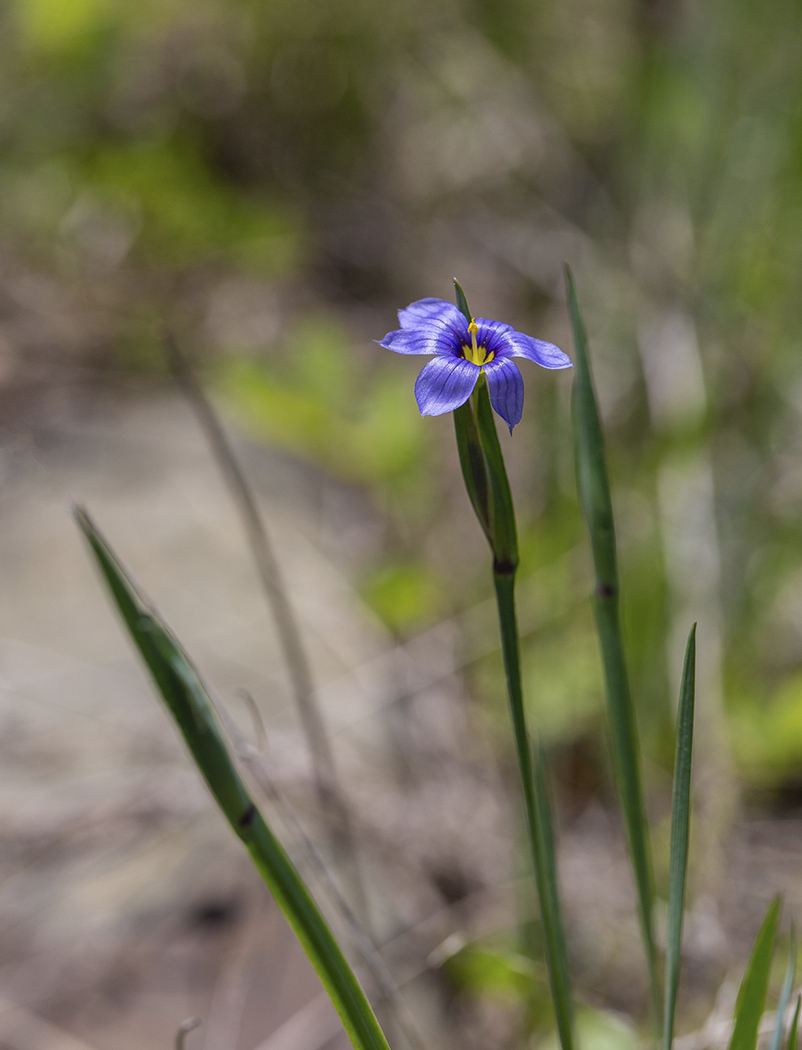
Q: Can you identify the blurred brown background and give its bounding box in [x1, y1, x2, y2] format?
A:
[3, 0, 802, 1047]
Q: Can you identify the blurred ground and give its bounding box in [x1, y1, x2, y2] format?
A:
[1, 384, 802, 1050]
[0, 387, 513, 1050]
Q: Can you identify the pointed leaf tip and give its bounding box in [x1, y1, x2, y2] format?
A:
[453, 279, 472, 323]
[728, 898, 781, 1050]
[770, 925, 797, 1050]
[787, 995, 801, 1050]
[662, 623, 697, 1050]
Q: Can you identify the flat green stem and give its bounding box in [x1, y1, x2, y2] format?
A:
[663, 625, 697, 1050]
[567, 267, 660, 1028]
[494, 571, 574, 1050]
[593, 589, 660, 1020]
[452, 282, 574, 1050]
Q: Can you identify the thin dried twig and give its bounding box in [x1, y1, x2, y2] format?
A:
[165, 332, 371, 928]
[216, 701, 433, 1050]
[0, 997, 103, 1050]
[175, 1016, 202, 1050]
[201, 891, 263, 1050]
[250, 994, 339, 1050]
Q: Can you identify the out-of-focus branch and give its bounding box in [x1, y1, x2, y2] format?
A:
[175, 1017, 202, 1050]
[164, 332, 370, 928]
[0, 997, 104, 1050]
[222, 705, 433, 1050]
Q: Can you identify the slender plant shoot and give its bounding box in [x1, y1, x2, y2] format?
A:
[770, 927, 797, 1050]
[567, 265, 660, 1024]
[75, 507, 391, 1050]
[728, 898, 781, 1050]
[663, 625, 697, 1050]
[786, 996, 801, 1050]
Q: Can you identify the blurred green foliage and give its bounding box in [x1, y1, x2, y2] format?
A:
[4, 0, 802, 797]
[217, 316, 430, 486]
[445, 934, 637, 1050]
[444, 941, 543, 1003]
[359, 559, 446, 635]
[539, 1009, 638, 1050]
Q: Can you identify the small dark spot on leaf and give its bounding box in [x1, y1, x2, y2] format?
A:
[238, 803, 256, 829]
[596, 583, 616, 599]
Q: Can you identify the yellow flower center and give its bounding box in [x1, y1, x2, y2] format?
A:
[462, 319, 494, 366]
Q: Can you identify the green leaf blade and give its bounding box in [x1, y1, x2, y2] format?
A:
[75, 507, 392, 1050]
[770, 927, 796, 1050]
[566, 267, 660, 1025]
[566, 267, 617, 586]
[786, 995, 800, 1050]
[454, 278, 472, 322]
[728, 898, 781, 1050]
[453, 400, 493, 544]
[663, 625, 697, 1050]
[475, 381, 518, 570]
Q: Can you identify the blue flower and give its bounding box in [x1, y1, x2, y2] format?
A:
[379, 297, 572, 431]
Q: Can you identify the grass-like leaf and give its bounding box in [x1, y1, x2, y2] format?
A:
[566, 265, 660, 1023]
[74, 506, 392, 1050]
[474, 381, 519, 572]
[728, 898, 781, 1050]
[453, 400, 493, 546]
[770, 927, 796, 1050]
[454, 277, 472, 323]
[786, 995, 800, 1050]
[663, 625, 697, 1050]
[451, 281, 517, 569]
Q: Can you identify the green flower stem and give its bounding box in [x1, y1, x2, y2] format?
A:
[493, 567, 575, 1050]
[452, 280, 574, 1048]
[452, 342, 574, 1050]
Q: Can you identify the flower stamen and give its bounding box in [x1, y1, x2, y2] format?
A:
[462, 319, 495, 367]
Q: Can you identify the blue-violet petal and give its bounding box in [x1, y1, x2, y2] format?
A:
[414, 356, 479, 416]
[379, 327, 444, 355]
[399, 298, 466, 333]
[504, 332, 572, 369]
[484, 357, 524, 431]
